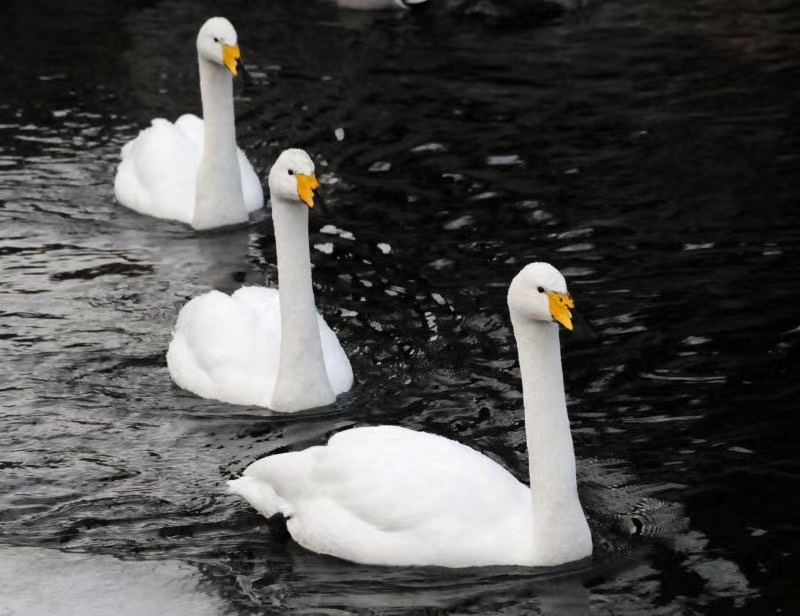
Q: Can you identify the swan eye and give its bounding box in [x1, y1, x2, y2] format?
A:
[213, 36, 220, 43]
[288, 169, 295, 176]
[537, 286, 545, 293]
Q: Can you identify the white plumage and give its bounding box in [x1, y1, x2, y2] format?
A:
[229, 263, 592, 567]
[114, 17, 264, 229]
[167, 149, 353, 412]
[114, 114, 262, 226]
[167, 286, 352, 408]
[230, 425, 535, 567]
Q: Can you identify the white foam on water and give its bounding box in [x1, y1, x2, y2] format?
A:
[0, 546, 226, 616]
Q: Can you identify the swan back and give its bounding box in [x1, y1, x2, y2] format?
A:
[231, 426, 534, 567]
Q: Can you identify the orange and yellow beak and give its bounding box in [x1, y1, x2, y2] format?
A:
[547, 291, 575, 331]
[296, 174, 320, 208]
[223, 44, 241, 77]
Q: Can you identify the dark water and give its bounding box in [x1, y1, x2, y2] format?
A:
[2, 0, 799, 613]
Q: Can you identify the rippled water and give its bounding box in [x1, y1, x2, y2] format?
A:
[2, 0, 799, 614]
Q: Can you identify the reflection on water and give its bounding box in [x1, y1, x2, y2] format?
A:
[2, 0, 799, 614]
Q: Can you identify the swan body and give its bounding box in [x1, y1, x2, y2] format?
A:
[229, 263, 592, 567]
[167, 149, 353, 412]
[230, 425, 536, 567]
[167, 287, 352, 408]
[114, 17, 264, 230]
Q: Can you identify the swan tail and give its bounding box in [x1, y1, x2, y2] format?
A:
[318, 315, 354, 395]
[227, 477, 292, 519]
[230, 447, 323, 520]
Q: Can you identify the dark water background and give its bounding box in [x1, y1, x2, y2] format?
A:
[1, 0, 799, 613]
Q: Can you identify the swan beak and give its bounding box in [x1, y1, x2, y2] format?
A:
[547, 291, 575, 331]
[297, 174, 320, 208]
[223, 44, 241, 77]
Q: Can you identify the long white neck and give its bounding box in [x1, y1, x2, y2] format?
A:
[511, 314, 591, 565]
[192, 58, 248, 230]
[269, 196, 335, 412]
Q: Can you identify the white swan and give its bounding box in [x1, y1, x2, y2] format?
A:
[114, 17, 264, 230]
[167, 149, 353, 412]
[228, 262, 592, 567]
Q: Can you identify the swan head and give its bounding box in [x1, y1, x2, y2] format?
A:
[268, 149, 321, 209]
[508, 262, 575, 331]
[196, 17, 241, 77]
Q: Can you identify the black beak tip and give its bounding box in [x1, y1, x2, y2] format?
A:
[236, 60, 255, 88]
[313, 190, 326, 212]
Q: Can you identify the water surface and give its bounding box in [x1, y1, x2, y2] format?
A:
[1, 0, 798, 614]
